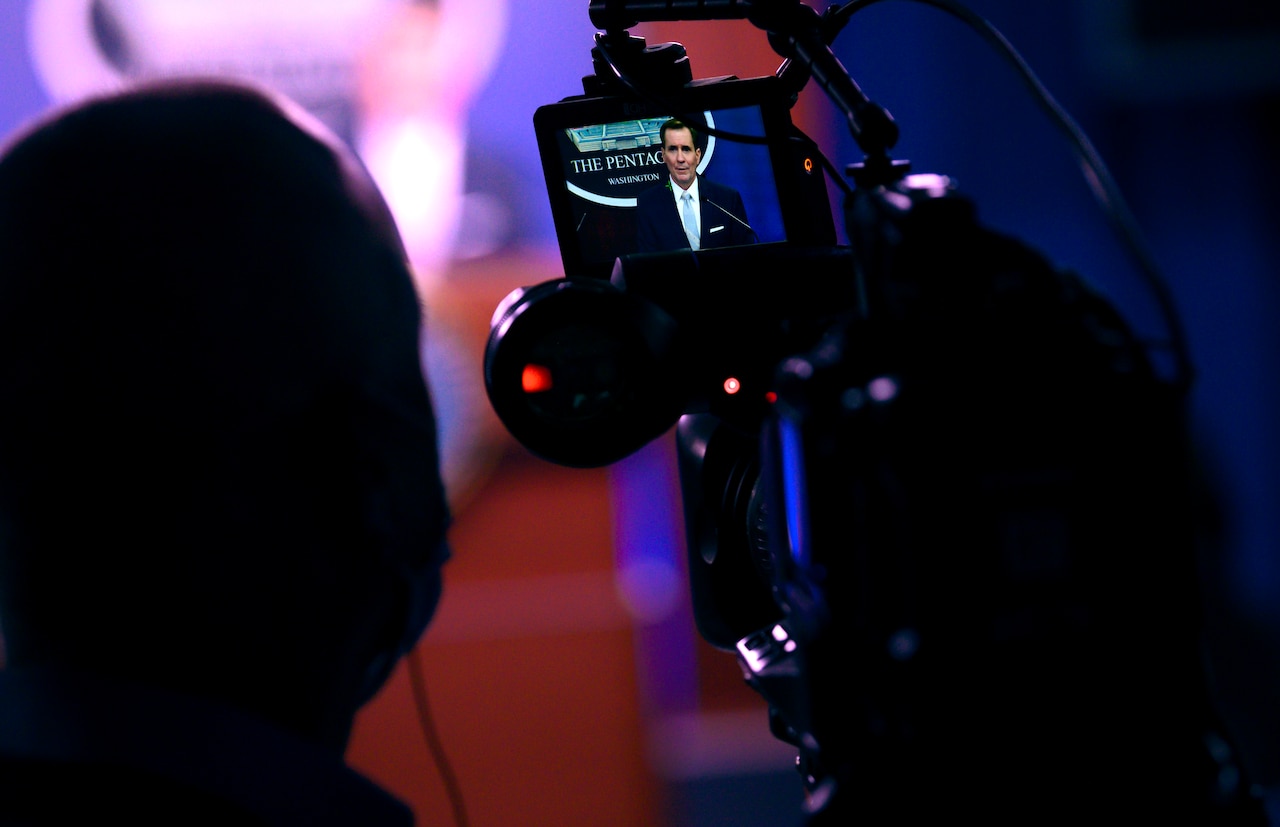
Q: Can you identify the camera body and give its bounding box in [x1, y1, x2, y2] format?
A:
[483, 3, 1264, 822]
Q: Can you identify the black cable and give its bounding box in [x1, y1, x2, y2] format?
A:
[407, 646, 470, 827]
[829, 0, 1194, 394]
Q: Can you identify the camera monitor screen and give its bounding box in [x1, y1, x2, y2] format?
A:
[533, 75, 835, 281]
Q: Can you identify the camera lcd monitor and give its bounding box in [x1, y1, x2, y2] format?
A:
[534, 75, 835, 281]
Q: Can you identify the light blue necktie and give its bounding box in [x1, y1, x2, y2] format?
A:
[681, 191, 699, 250]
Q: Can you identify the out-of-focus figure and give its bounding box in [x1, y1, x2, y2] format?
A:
[0, 77, 452, 826]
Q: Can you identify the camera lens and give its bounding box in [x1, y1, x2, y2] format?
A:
[484, 277, 689, 467]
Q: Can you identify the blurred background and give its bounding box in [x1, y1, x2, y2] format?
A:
[1, 1, 1277, 825]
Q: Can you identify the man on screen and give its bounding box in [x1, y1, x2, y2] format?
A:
[635, 118, 755, 253]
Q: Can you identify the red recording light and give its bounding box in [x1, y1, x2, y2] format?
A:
[522, 364, 553, 393]
[723, 377, 741, 395]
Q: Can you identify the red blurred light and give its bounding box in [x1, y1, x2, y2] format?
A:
[723, 377, 741, 394]
[522, 364, 553, 393]
[765, 391, 777, 403]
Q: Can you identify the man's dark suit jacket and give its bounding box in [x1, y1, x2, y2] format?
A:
[635, 176, 755, 253]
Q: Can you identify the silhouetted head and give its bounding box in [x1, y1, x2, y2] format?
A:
[0, 78, 451, 751]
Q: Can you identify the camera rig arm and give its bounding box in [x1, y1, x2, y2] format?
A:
[587, 0, 898, 159]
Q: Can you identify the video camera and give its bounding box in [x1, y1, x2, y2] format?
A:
[484, 1, 1263, 823]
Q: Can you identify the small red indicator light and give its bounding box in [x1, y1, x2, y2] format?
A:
[522, 364, 553, 393]
[765, 391, 777, 404]
[723, 377, 741, 395]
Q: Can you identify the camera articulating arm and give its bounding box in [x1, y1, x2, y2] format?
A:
[587, 0, 900, 178]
